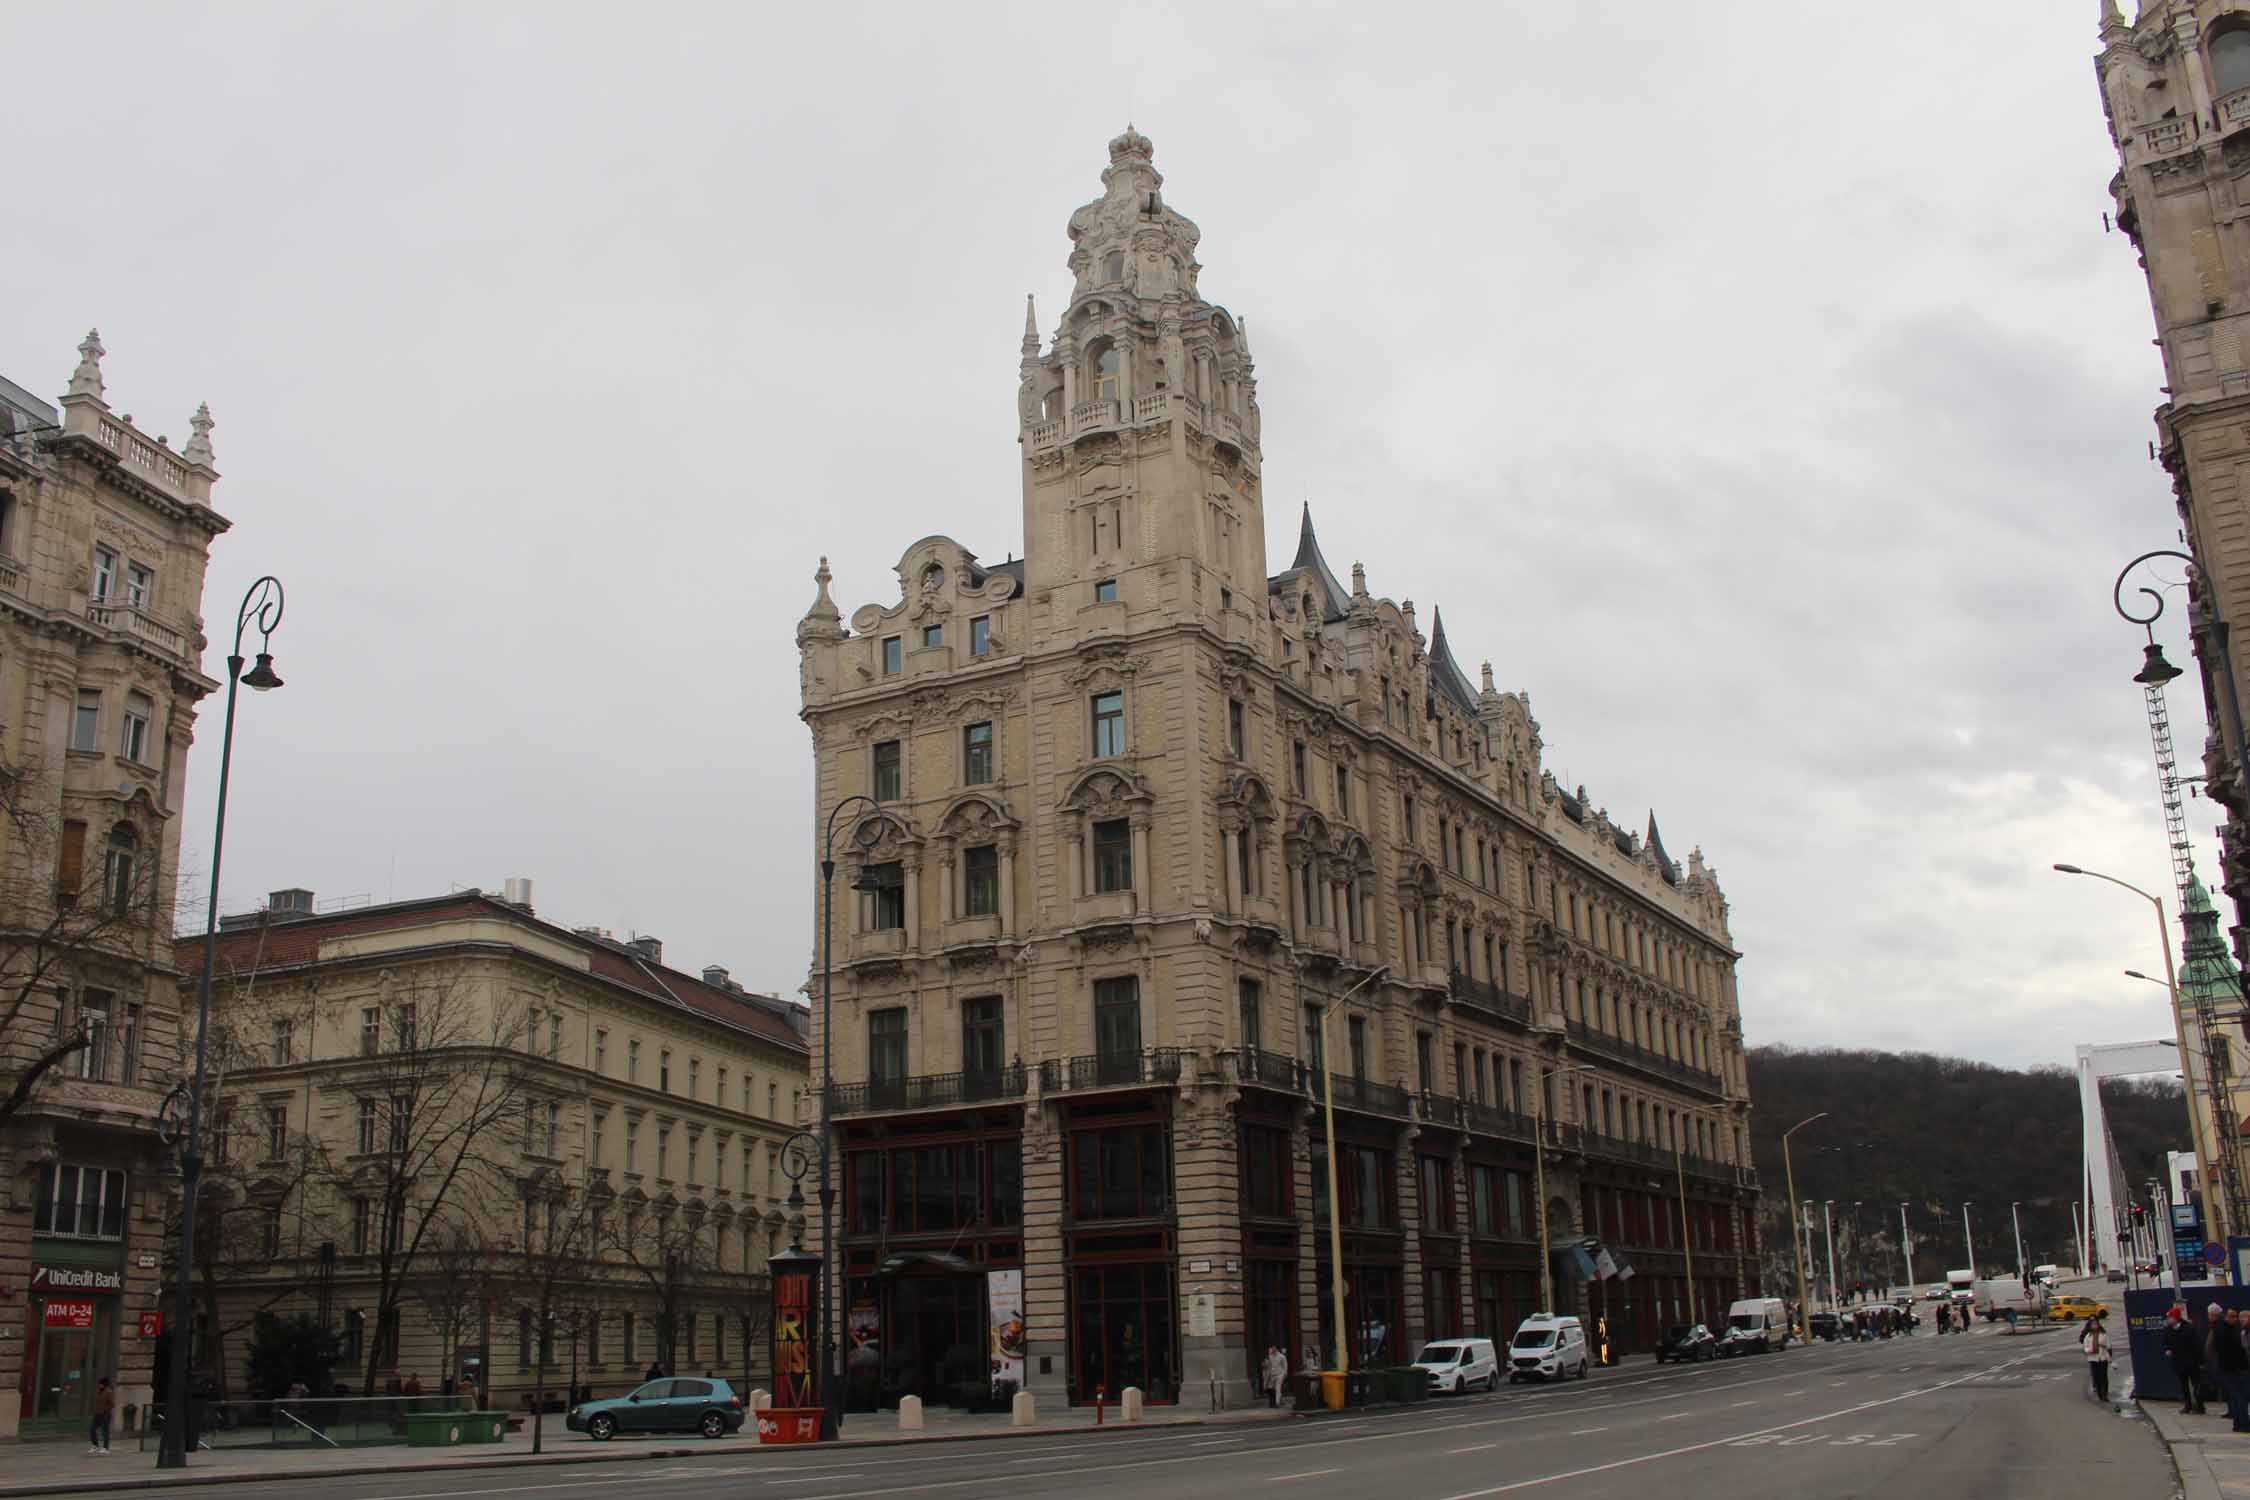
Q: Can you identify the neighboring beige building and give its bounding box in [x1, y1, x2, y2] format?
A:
[2098, 4, 2250, 1016]
[172, 886, 810, 1408]
[0, 336, 230, 1440]
[796, 130, 1760, 1410]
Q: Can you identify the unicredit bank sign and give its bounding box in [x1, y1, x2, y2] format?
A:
[30, 1265, 123, 1294]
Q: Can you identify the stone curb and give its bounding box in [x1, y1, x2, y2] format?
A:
[0, 1409, 1278, 1497]
[2144, 1401, 2229, 1500]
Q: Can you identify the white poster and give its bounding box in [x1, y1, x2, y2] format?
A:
[1594, 1248, 1620, 1281]
[988, 1268, 1025, 1386]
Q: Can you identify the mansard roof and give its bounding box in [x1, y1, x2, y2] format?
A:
[1269, 503, 1349, 622]
[1427, 608, 1479, 715]
[1646, 814, 1679, 885]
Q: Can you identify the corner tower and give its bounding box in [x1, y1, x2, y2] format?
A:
[1017, 129, 1266, 645]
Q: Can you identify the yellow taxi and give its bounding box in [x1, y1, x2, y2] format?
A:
[2047, 1295, 2105, 1321]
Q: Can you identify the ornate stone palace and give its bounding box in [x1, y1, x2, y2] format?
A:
[796, 129, 1761, 1409]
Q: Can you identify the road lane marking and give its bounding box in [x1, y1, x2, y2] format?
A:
[1430, 1346, 2054, 1499]
[1783, 1389, 1805, 1395]
[1568, 1426, 1607, 1435]
[1270, 1469, 1341, 1481]
[1658, 1413, 1689, 1421]
[1731, 1400, 1755, 1407]
[772, 1477, 863, 1485]
[1450, 1443, 1498, 1453]
[1191, 1436, 1243, 1446]
[690, 1341, 1995, 1500]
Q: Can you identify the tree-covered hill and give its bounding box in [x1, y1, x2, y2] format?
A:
[1745, 1045, 2189, 1293]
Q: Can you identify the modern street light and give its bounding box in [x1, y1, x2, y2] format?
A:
[159, 576, 286, 1470]
[2053, 862, 2225, 1245]
[1962, 1202, 1976, 1278]
[1780, 1113, 1828, 1340]
[2072, 1200, 2087, 1280]
[815, 794, 888, 1442]
[2010, 1201, 2026, 1287]
[1315, 965, 1390, 1377]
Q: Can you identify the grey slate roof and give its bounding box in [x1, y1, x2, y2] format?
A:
[1426, 608, 1480, 715]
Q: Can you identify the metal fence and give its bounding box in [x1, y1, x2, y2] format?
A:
[140, 1395, 475, 1451]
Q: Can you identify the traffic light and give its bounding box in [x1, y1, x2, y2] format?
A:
[2132, 1203, 2149, 1225]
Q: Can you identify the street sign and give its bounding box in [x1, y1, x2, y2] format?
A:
[138, 1311, 161, 1338]
[2206, 1241, 2227, 1266]
[43, 1300, 94, 1330]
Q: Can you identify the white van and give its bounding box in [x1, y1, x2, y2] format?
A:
[1413, 1337, 1499, 1394]
[1721, 1297, 1789, 1354]
[1507, 1314, 1590, 1382]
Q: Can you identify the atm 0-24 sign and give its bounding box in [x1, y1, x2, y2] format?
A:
[43, 1300, 95, 1330]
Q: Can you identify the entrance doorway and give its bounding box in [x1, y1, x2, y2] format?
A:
[1069, 1262, 1176, 1403]
[21, 1295, 115, 1435]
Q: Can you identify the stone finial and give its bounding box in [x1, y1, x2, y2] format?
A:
[1480, 661, 1495, 693]
[1109, 123, 1155, 166]
[67, 328, 105, 400]
[2099, 0, 2125, 32]
[1351, 561, 1367, 597]
[1022, 293, 1039, 345]
[183, 402, 216, 466]
[1401, 598, 1416, 633]
[797, 555, 845, 643]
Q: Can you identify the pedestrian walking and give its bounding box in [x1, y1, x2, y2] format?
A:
[1262, 1347, 1287, 1408]
[2213, 1305, 2250, 1431]
[1936, 1302, 1950, 1336]
[2081, 1310, 2113, 1406]
[87, 1377, 112, 1455]
[2165, 1305, 2208, 1415]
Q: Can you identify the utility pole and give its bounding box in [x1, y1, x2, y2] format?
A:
[1899, 1203, 1914, 1299]
[1823, 1201, 1839, 1312]
[1781, 1115, 1828, 1340]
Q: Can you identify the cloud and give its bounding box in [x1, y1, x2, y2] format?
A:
[0, 0, 2207, 1070]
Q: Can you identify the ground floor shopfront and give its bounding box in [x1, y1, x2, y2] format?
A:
[829, 1066, 1761, 1406]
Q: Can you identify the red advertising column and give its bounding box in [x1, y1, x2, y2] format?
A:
[762, 1245, 824, 1444]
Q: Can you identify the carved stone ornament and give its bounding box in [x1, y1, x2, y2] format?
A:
[1193, 917, 1214, 944]
[850, 604, 887, 635]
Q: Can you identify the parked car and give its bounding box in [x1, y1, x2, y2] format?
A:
[2105, 1267, 2129, 1283]
[1806, 1312, 1840, 1342]
[1655, 1324, 1717, 1364]
[2047, 1295, 2105, 1322]
[567, 1377, 747, 1440]
[1414, 1337, 1500, 1393]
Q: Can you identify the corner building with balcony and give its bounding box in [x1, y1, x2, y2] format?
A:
[2098, 3, 2250, 1012]
[0, 337, 230, 1439]
[796, 130, 1762, 1410]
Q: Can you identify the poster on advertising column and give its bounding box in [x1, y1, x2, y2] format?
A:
[988, 1268, 1025, 1387]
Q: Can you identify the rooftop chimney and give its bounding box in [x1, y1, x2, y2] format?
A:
[702, 965, 730, 988]
[268, 888, 315, 915]
[502, 877, 535, 912]
[625, 935, 662, 964]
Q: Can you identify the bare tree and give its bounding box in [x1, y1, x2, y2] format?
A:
[330, 976, 531, 1400]
[505, 1182, 601, 1452]
[410, 1215, 501, 1399]
[610, 1193, 736, 1377]
[0, 770, 183, 1130]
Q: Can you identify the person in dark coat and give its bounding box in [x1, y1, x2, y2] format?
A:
[2166, 1306, 2208, 1414]
[2210, 1303, 2250, 1431]
[644, 1361, 664, 1385]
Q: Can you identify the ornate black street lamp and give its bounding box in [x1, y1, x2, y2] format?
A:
[815, 795, 884, 1440]
[159, 576, 285, 1469]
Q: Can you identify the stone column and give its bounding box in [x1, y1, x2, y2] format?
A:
[904, 858, 922, 949]
[936, 840, 955, 926]
[999, 836, 1018, 938]
[1220, 822, 1241, 918]
[1130, 815, 1152, 912]
[1068, 830, 1085, 902]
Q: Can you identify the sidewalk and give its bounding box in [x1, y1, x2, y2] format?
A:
[2146, 1401, 2250, 1500]
[0, 1401, 1293, 1496]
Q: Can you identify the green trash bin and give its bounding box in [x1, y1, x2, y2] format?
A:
[403, 1412, 462, 1447]
[461, 1412, 508, 1444]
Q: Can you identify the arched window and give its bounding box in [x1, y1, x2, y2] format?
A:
[1103, 251, 1125, 282]
[1090, 343, 1121, 404]
[103, 823, 137, 917]
[2217, 28, 2250, 97]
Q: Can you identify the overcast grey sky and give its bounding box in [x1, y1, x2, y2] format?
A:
[0, 2, 2205, 1068]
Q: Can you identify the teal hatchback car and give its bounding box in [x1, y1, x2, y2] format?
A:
[566, 1377, 746, 1440]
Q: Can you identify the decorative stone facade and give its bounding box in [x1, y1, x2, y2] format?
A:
[172, 889, 810, 1410]
[797, 131, 1760, 1410]
[2098, 2, 2250, 1009]
[0, 338, 230, 1439]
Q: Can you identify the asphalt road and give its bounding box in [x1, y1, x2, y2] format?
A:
[96, 1318, 2169, 1500]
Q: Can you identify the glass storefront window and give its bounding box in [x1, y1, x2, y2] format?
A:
[30, 1296, 115, 1424]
